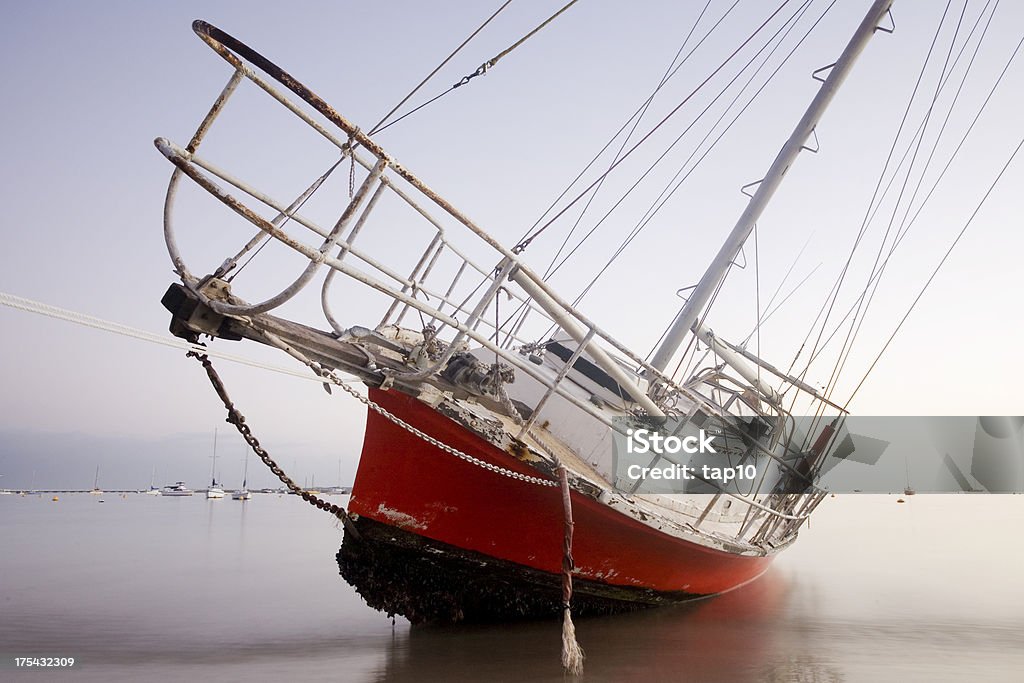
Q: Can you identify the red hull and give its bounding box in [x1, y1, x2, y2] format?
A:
[348, 388, 772, 597]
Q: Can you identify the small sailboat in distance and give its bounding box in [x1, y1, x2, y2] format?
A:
[89, 465, 103, 495]
[206, 428, 225, 499]
[232, 448, 251, 500]
[146, 465, 162, 495]
[305, 474, 319, 496]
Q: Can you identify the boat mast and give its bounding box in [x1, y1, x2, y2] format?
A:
[649, 0, 894, 375]
[210, 428, 218, 486]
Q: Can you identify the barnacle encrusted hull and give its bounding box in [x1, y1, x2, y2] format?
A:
[338, 516, 695, 623]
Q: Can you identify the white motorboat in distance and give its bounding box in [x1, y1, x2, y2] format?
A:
[161, 482, 193, 496]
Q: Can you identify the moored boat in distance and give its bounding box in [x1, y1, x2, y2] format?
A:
[206, 429, 225, 499]
[161, 482, 193, 496]
[324, 486, 352, 495]
[232, 449, 251, 500]
[145, 466, 161, 494]
[89, 465, 103, 495]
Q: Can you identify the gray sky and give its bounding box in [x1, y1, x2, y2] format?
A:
[1, 0, 1022, 489]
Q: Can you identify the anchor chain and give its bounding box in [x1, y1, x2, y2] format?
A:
[324, 372, 558, 487]
[187, 350, 359, 533]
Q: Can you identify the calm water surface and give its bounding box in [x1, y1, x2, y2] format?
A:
[1, 494, 1022, 681]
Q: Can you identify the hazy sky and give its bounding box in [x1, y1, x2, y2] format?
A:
[1, 0, 1021, 489]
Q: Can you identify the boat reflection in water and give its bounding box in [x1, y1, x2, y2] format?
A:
[374, 569, 846, 683]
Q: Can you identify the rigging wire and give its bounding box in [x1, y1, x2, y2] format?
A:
[781, 0, 956, 416]
[820, 0, 979, 405]
[797, 9, 1019, 382]
[507, 0, 819, 354]
[512, 0, 797, 254]
[742, 234, 816, 347]
[748, 263, 822, 347]
[497, 0, 733, 348]
[790, 38, 997, 390]
[485, 0, 581, 70]
[845, 133, 1024, 406]
[229, 155, 346, 281]
[754, 222, 762, 390]
[819, 0, 969, 406]
[631, 0, 833, 378]
[546, 0, 817, 286]
[515, 0, 742, 248]
[370, 0, 583, 136]
[0, 292, 356, 386]
[538, 0, 718, 278]
[788, 0, 1002, 409]
[562, 0, 829, 309]
[671, 262, 734, 382]
[368, 1, 514, 136]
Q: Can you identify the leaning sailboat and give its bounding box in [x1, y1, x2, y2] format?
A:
[155, 0, 1014, 624]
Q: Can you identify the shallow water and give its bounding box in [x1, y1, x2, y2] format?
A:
[1, 493, 1021, 681]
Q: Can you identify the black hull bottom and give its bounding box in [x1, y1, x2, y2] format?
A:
[337, 517, 697, 624]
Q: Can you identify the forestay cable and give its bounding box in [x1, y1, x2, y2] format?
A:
[0, 291, 355, 385]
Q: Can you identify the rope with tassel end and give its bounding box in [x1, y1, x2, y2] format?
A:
[558, 465, 585, 675]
